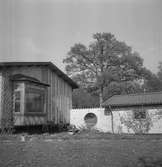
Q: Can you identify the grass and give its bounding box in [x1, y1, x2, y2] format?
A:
[0, 132, 162, 167]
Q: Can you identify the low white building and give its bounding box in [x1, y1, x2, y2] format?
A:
[70, 92, 162, 134]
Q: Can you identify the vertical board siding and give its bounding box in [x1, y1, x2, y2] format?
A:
[41, 67, 49, 123]
[47, 68, 52, 121]
[1, 70, 13, 129]
[54, 73, 57, 124]
[0, 73, 2, 128]
[51, 72, 55, 123]
[52, 71, 72, 124]
[41, 67, 48, 83]
[46, 68, 72, 125]
[50, 69, 53, 121]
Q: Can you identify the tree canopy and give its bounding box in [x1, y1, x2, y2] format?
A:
[157, 62, 162, 81]
[143, 62, 162, 92]
[72, 88, 99, 108]
[63, 33, 150, 107]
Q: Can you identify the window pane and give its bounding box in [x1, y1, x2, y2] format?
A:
[26, 90, 45, 113]
[134, 108, 146, 119]
[14, 91, 21, 112]
[104, 107, 111, 115]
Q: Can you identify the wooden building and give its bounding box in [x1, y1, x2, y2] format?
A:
[0, 62, 78, 129]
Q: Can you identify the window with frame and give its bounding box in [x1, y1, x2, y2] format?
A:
[104, 107, 111, 115]
[13, 82, 22, 113]
[134, 108, 146, 120]
[25, 88, 45, 113]
[14, 91, 21, 113]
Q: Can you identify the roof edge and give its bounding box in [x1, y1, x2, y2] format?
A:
[102, 91, 162, 107]
[108, 91, 162, 98]
[0, 61, 78, 89]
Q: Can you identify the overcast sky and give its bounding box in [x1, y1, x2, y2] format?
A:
[0, 0, 162, 73]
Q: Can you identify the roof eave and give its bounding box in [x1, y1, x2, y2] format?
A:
[0, 61, 78, 89]
[104, 103, 162, 108]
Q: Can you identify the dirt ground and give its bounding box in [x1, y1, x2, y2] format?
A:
[0, 133, 162, 167]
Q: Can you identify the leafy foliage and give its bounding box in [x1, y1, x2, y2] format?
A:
[120, 109, 153, 134]
[72, 88, 99, 108]
[64, 32, 147, 106]
[137, 156, 162, 167]
[157, 62, 162, 81]
[143, 62, 162, 92]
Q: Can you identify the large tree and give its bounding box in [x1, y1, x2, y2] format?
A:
[63, 33, 146, 107]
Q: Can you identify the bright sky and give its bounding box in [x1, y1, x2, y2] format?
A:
[0, 0, 162, 73]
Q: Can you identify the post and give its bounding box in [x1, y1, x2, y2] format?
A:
[99, 87, 103, 108]
[108, 105, 114, 134]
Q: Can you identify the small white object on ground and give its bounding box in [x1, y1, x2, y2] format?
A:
[44, 139, 53, 142]
[20, 135, 25, 142]
[68, 132, 74, 135]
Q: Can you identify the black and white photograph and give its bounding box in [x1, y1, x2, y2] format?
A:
[0, 0, 162, 166]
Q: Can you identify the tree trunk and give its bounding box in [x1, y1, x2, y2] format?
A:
[109, 106, 114, 134]
[110, 110, 114, 134]
[99, 87, 103, 107]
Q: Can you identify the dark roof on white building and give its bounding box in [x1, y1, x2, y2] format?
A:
[103, 91, 162, 107]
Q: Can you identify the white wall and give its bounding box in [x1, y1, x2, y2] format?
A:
[112, 109, 162, 134]
[70, 107, 162, 134]
[70, 108, 112, 132]
[112, 110, 134, 134]
[147, 108, 162, 133]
